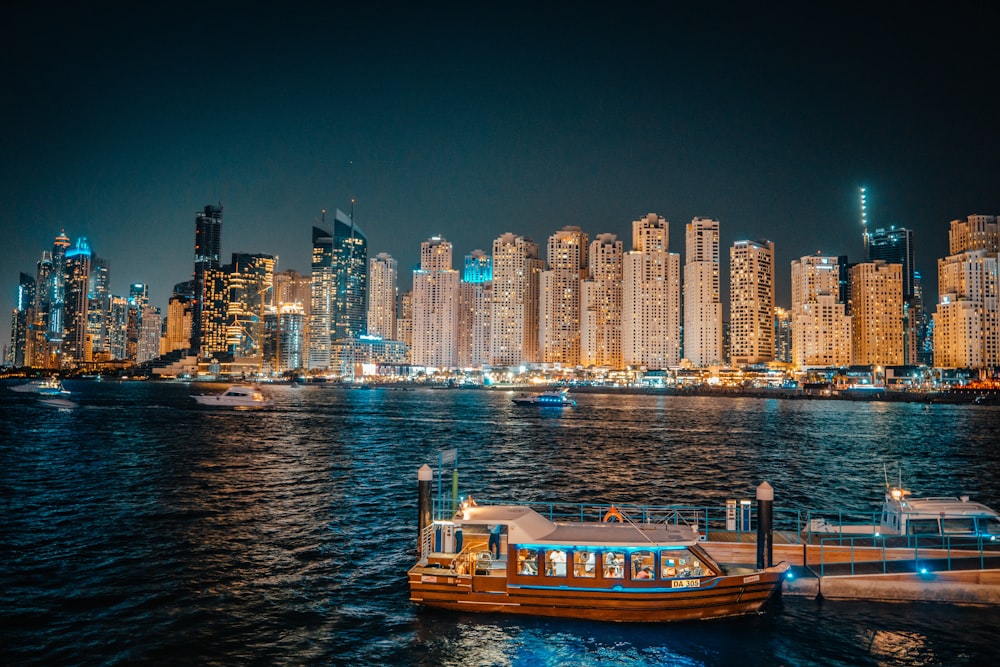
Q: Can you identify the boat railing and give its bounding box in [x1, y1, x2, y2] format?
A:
[815, 533, 1000, 577]
[433, 498, 808, 542]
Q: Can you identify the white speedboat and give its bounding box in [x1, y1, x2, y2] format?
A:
[191, 385, 272, 410]
[10, 377, 67, 394]
[512, 390, 576, 407]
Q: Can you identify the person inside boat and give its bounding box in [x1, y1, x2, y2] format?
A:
[488, 524, 502, 559]
[635, 566, 654, 580]
[518, 551, 538, 575]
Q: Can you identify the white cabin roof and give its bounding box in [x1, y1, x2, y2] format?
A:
[452, 504, 699, 547]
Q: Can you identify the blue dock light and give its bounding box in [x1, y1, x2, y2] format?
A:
[786, 571, 794, 580]
[920, 567, 928, 575]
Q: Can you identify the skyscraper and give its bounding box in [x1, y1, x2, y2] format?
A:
[367, 253, 398, 340]
[867, 226, 916, 364]
[10, 272, 34, 367]
[309, 223, 334, 370]
[490, 233, 543, 367]
[581, 233, 623, 369]
[849, 261, 904, 367]
[790, 254, 851, 369]
[683, 217, 722, 367]
[934, 216, 999, 369]
[193, 205, 223, 355]
[540, 226, 588, 366]
[729, 239, 774, 366]
[330, 208, 367, 341]
[412, 237, 459, 369]
[62, 237, 92, 361]
[622, 213, 681, 369]
[459, 250, 492, 369]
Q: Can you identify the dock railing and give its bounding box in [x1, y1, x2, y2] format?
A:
[816, 533, 1000, 577]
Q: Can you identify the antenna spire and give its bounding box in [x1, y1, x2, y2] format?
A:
[860, 186, 869, 257]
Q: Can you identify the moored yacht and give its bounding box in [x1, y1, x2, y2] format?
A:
[512, 389, 576, 407]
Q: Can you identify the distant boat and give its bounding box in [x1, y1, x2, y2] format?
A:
[10, 377, 67, 394]
[191, 385, 272, 410]
[512, 390, 576, 407]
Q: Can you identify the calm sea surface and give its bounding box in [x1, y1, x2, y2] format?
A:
[2, 380, 1000, 666]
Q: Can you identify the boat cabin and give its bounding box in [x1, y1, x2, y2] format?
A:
[880, 488, 1000, 537]
[443, 503, 724, 589]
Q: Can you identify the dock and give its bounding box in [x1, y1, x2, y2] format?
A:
[702, 530, 1000, 605]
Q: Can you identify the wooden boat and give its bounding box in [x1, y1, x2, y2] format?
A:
[409, 501, 789, 622]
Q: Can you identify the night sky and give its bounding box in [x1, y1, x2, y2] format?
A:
[3, 3, 999, 351]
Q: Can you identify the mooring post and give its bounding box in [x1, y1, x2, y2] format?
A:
[756, 481, 774, 569]
[418, 464, 433, 557]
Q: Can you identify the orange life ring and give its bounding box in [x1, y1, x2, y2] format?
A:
[603, 506, 624, 522]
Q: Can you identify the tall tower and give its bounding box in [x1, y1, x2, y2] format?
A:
[540, 226, 588, 366]
[581, 233, 623, 368]
[790, 254, 852, 369]
[622, 213, 681, 369]
[412, 237, 459, 369]
[729, 239, 775, 366]
[63, 237, 93, 361]
[331, 208, 367, 341]
[459, 250, 493, 369]
[683, 217, 722, 367]
[850, 261, 904, 367]
[47, 230, 71, 352]
[11, 272, 35, 367]
[309, 221, 334, 370]
[934, 215, 999, 369]
[193, 204, 223, 355]
[367, 253, 398, 340]
[490, 233, 543, 367]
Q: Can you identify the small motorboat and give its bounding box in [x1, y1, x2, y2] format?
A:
[512, 390, 576, 407]
[191, 385, 272, 410]
[10, 377, 67, 394]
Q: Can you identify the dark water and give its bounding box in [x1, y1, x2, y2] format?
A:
[2, 381, 1000, 666]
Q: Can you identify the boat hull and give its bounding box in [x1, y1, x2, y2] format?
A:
[408, 565, 787, 622]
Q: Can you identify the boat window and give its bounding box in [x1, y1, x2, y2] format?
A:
[516, 548, 538, 576]
[978, 517, 1000, 535]
[573, 550, 596, 578]
[603, 551, 624, 579]
[907, 519, 940, 535]
[660, 554, 677, 579]
[544, 549, 567, 577]
[632, 550, 656, 580]
[941, 518, 976, 534]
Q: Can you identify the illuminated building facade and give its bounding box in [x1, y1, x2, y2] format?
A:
[791, 254, 852, 369]
[934, 216, 999, 369]
[193, 205, 222, 354]
[849, 260, 903, 366]
[729, 239, 774, 366]
[490, 233, 543, 367]
[581, 233, 622, 368]
[278, 303, 306, 371]
[412, 237, 459, 369]
[683, 217, 722, 367]
[367, 253, 398, 340]
[10, 273, 34, 367]
[62, 237, 92, 361]
[458, 250, 492, 369]
[622, 213, 680, 369]
[540, 226, 588, 366]
[309, 224, 334, 369]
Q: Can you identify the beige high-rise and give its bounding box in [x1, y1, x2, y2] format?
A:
[790, 255, 851, 369]
[367, 253, 398, 340]
[412, 237, 459, 369]
[622, 213, 681, 368]
[540, 226, 588, 366]
[581, 233, 623, 368]
[934, 216, 1000, 369]
[683, 217, 722, 367]
[491, 233, 543, 367]
[729, 239, 775, 365]
[849, 260, 903, 366]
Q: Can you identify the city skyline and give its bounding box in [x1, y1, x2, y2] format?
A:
[4, 4, 1000, 348]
